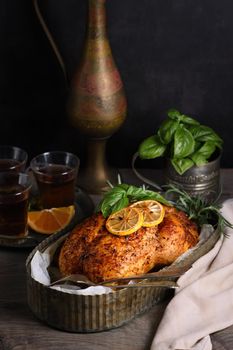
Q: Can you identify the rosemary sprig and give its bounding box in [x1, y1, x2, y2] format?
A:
[165, 184, 233, 233]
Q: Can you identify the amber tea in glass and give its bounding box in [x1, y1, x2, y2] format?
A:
[0, 146, 28, 172]
[30, 151, 80, 209]
[0, 172, 32, 236]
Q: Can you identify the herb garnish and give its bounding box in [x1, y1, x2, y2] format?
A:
[99, 183, 171, 218]
[99, 182, 233, 235]
[165, 184, 233, 232]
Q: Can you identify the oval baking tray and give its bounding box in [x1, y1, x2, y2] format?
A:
[26, 223, 220, 332]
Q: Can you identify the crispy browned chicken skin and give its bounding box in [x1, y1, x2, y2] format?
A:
[58, 206, 198, 283]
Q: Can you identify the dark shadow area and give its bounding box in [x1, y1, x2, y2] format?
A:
[1, 0, 233, 168]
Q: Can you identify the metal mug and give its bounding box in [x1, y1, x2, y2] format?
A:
[165, 152, 221, 203]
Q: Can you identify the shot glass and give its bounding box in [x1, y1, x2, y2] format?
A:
[0, 145, 28, 172]
[0, 172, 32, 237]
[30, 151, 80, 209]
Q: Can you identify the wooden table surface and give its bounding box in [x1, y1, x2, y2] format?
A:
[0, 168, 233, 350]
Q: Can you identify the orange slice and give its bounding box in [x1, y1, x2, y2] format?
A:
[28, 205, 75, 234]
[131, 200, 165, 227]
[106, 207, 143, 236]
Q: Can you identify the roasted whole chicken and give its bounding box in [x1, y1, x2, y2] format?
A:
[58, 206, 199, 283]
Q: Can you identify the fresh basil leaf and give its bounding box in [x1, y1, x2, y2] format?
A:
[188, 125, 206, 138]
[125, 185, 169, 206]
[117, 183, 130, 191]
[171, 158, 194, 175]
[193, 141, 202, 152]
[134, 191, 171, 206]
[198, 141, 216, 158]
[139, 135, 166, 159]
[167, 109, 199, 126]
[188, 125, 223, 144]
[191, 141, 216, 165]
[173, 125, 195, 158]
[101, 194, 126, 217]
[191, 154, 208, 166]
[100, 183, 172, 217]
[100, 186, 127, 217]
[103, 187, 126, 204]
[201, 132, 223, 144]
[100, 201, 113, 218]
[101, 194, 123, 209]
[110, 196, 129, 215]
[179, 114, 200, 126]
[126, 185, 145, 197]
[167, 108, 181, 120]
[158, 119, 179, 144]
[215, 140, 223, 149]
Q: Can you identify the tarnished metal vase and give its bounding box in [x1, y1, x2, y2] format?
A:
[68, 0, 127, 193]
[165, 153, 221, 202]
[33, 0, 127, 194]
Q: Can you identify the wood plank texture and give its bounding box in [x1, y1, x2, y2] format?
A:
[0, 169, 233, 350]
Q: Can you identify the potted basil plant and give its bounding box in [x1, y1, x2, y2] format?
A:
[132, 108, 223, 201]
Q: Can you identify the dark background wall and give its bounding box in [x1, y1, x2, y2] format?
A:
[1, 0, 233, 169]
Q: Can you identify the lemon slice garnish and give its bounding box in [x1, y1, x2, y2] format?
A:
[131, 200, 165, 227]
[106, 207, 143, 236]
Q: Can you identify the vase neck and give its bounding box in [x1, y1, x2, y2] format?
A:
[88, 0, 107, 38]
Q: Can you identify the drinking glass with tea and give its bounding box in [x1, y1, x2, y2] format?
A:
[30, 151, 80, 209]
[0, 172, 32, 237]
[0, 145, 28, 172]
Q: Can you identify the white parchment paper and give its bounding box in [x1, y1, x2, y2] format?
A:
[30, 235, 113, 295]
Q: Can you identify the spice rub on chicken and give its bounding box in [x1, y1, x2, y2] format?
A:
[58, 206, 199, 283]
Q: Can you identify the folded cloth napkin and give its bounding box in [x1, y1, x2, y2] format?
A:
[151, 198, 233, 350]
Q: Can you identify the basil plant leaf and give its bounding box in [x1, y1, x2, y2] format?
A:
[100, 187, 127, 217]
[126, 185, 145, 197]
[167, 109, 200, 126]
[173, 125, 195, 159]
[117, 183, 130, 191]
[102, 187, 126, 204]
[193, 141, 202, 152]
[188, 125, 209, 139]
[158, 119, 179, 144]
[171, 158, 194, 175]
[191, 141, 216, 166]
[167, 108, 181, 120]
[178, 114, 200, 126]
[100, 201, 113, 218]
[126, 185, 171, 206]
[139, 135, 166, 159]
[201, 132, 223, 145]
[110, 196, 129, 215]
[191, 154, 208, 167]
[214, 140, 223, 149]
[135, 191, 171, 206]
[188, 125, 223, 145]
[99, 183, 173, 217]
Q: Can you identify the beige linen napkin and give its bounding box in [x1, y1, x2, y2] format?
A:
[151, 198, 233, 350]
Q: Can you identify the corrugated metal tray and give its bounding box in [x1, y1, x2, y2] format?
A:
[26, 223, 220, 333]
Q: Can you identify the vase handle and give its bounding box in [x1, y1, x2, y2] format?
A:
[32, 0, 68, 83]
[131, 152, 163, 192]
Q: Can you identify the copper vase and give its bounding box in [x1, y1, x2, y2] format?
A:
[68, 0, 127, 193]
[33, 0, 127, 194]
